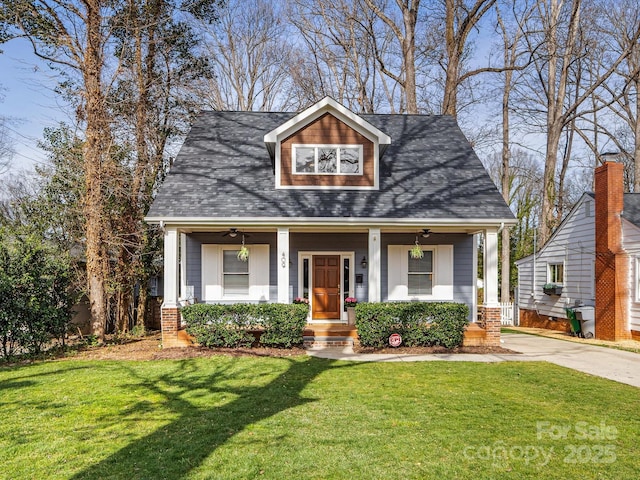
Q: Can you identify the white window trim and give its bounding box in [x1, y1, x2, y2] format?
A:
[201, 244, 270, 302]
[298, 251, 355, 323]
[387, 245, 454, 301]
[292, 144, 363, 175]
[635, 258, 640, 303]
[547, 262, 565, 286]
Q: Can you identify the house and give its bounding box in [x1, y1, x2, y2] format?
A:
[516, 161, 640, 341]
[145, 97, 516, 347]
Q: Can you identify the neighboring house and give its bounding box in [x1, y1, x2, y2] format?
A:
[516, 162, 640, 341]
[145, 97, 515, 347]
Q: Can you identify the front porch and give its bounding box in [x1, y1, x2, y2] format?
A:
[159, 225, 504, 348]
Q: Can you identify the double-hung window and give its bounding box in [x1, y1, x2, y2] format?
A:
[408, 251, 433, 295]
[223, 250, 249, 295]
[293, 144, 362, 175]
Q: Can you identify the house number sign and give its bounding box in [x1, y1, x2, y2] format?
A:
[389, 333, 402, 347]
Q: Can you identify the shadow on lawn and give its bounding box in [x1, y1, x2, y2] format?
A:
[71, 356, 346, 479]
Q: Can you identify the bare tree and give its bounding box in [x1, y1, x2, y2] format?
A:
[199, 0, 292, 111]
[361, 0, 421, 113]
[289, 0, 386, 112]
[440, 0, 497, 117]
[495, 2, 532, 301]
[517, 0, 640, 243]
[0, 114, 14, 175]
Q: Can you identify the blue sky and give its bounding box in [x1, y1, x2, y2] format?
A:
[1, 38, 68, 173]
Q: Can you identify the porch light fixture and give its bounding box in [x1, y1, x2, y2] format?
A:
[421, 229, 431, 238]
[228, 228, 238, 238]
[361, 256, 367, 269]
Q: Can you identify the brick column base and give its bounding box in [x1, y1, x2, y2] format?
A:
[161, 306, 181, 348]
[479, 306, 501, 347]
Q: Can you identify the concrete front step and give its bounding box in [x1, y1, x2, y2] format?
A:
[303, 323, 358, 349]
[303, 336, 355, 349]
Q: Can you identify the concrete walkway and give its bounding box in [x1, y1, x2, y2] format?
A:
[307, 333, 640, 388]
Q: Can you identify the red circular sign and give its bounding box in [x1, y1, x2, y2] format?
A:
[389, 333, 402, 347]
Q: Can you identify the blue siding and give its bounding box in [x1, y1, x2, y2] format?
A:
[185, 231, 474, 317]
[290, 233, 369, 303]
[381, 233, 475, 319]
[186, 232, 277, 302]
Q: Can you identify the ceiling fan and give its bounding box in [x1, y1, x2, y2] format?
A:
[215, 228, 250, 238]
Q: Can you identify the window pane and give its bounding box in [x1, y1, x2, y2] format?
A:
[223, 250, 249, 273]
[303, 258, 309, 299]
[317, 148, 337, 173]
[408, 251, 432, 273]
[295, 147, 315, 173]
[549, 263, 564, 283]
[223, 274, 249, 295]
[340, 148, 360, 173]
[408, 274, 433, 295]
[343, 257, 350, 310]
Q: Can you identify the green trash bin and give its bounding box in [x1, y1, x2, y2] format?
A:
[565, 308, 582, 337]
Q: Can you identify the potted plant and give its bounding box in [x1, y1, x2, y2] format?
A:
[345, 297, 357, 324]
[543, 283, 563, 295]
[410, 243, 424, 259]
[237, 245, 249, 262]
[293, 297, 309, 306]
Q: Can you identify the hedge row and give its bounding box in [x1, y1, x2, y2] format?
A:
[355, 302, 470, 349]
[181, 303, 309, 348]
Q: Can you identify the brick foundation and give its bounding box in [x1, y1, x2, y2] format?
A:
[161, 306, 182, 348]
[518, 308, 571, 332]
[478, 306, 501, 347]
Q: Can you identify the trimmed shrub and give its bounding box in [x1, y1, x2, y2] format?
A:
[181, 303, 308, 348]
[258, 303, 309, 348]
[355, 302, 469, 349]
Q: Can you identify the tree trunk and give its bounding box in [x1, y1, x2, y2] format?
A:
[83, 0, 110, 343]
[500, 69, 511, 302]
[635, 76, 640, 192]
[540, 128, 562, 244]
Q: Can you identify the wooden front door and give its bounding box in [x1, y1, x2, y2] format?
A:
[312, 255, 341, 319]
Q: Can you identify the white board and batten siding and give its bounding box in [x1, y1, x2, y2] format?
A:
[387, 244, 454, 301]
[622, 219, 640, 331]
[201, 244, 270, 303]
[516, 194, 595, 319]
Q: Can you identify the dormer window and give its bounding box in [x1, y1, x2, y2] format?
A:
[264, 97, 391, 190]
[293, 145, 363, 175]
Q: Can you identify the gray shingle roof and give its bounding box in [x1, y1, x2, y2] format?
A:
[623, 194, 640, 227]
[146, 111, 514, 221]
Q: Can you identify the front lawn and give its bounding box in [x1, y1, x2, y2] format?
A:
[1, 357, 638, 479]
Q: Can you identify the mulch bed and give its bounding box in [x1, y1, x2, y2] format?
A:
[2, 332, 516, 364]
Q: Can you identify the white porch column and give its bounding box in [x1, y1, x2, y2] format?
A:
[277, 227, 290, 303]
[163, 226, 180, 308]
[484, 228, 499, 307]
[179, 232, 187, 300]
[368, 228, 381, 302]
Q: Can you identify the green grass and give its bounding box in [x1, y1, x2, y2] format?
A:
[1, 357, 639, 479]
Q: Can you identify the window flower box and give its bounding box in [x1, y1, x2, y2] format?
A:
[543, 284, 563, 296]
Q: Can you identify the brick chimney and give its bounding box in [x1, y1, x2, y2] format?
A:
[594, 161, 631, 340]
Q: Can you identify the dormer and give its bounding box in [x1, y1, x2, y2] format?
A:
[264, 97, 391, 190]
